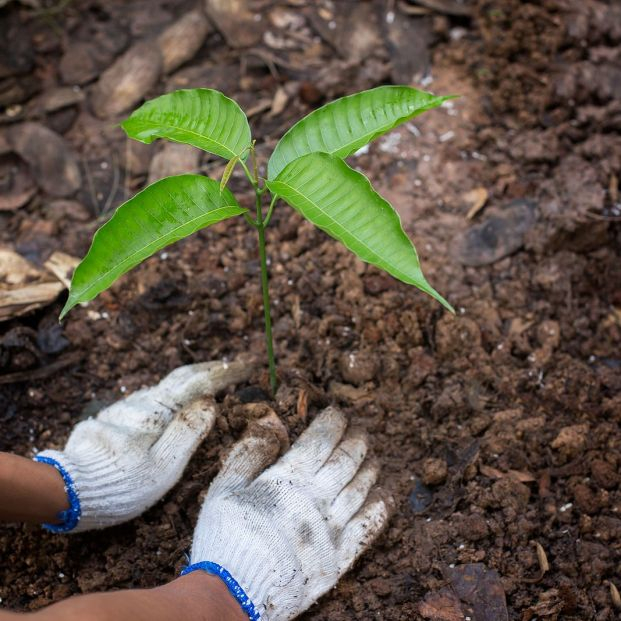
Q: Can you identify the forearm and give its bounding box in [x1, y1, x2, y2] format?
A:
[0, 453, 68, 524]
[0, 573, 245, 621]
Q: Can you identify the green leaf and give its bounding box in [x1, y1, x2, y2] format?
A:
[268, 86, 453, 179]
[121, 88, 252, 161]
[266, 153, 453, 312]
[60, 175, 246, 319]
[220, 154, 240, 193]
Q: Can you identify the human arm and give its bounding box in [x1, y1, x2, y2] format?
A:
[0, 572, 244, 621]
[0, 453, 68, 524]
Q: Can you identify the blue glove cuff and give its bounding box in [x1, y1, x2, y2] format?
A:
[180, 561, 260, 620]
[33, 455, 81, 532]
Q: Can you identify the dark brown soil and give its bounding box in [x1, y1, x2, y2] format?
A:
[1, 1, 620, 619]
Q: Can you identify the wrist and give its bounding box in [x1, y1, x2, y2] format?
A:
[157, 572, 247, 621]
[33, 453, 81, 532]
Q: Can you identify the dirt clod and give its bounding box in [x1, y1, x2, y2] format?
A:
[421, 457, 448, 486]
[551, 424, 590, 459]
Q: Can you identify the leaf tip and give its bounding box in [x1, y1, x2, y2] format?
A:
[58, 301, 72, 322]
[435, 292, 456, 314]
[118, 116, 131, 134]
[421, 280, 455, 314]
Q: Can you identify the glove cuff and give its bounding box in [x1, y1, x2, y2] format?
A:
[33, 453, 81, 532]
[180, 561, 260, 621]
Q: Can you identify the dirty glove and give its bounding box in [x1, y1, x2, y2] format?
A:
[183, 407, 389, 621]
[34, 359, 250, 533]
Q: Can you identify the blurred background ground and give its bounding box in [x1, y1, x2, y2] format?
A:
[0, 0, 620, 619]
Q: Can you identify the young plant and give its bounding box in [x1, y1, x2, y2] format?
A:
[60, 86, 455, 393]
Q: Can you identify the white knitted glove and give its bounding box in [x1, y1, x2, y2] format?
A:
[183, 407, 389, 621]
[35, 359, 251, 533]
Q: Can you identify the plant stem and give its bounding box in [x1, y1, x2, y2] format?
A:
[263, 194, 278, 227]
[240, 160, 257, 190]
[255, 191, 277, 394]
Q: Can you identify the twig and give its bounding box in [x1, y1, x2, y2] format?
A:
[0, 352, 83, 385]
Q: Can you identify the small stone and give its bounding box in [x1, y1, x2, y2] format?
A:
[148, 142, 200, 184]
[47, 200, 90, 222]
[536, 319, 561, 350]
[7, 122, 81, 197]
[59, 19, 129, 85]
[409, 477, 433, 513]
[455, 200, 537, 267]
[158, 9, 211, 74]
[125, 139, 152, 176]
[421, 457, 448, 486]
[338, 350, 378, 385]
[204, 0, 264, 48]
[235, 385, 270, 404]
[91, 41, 162, 119]
[299, 82, 323, 105]
[0, 156, 35, 211]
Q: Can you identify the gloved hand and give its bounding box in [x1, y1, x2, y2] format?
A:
[184, 406, 389, 621]
[35, 359, 251, 533]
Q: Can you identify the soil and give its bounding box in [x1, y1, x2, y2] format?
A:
[1, 0, 620, 619]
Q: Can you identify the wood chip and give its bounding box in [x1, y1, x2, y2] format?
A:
[0, 247, 42, 285]
[444, 563, 509, 621]
[245, 99, 272, 117]
[480, 464, 535, 483]
[398, 1, 432, 15]
[465, 187, 489, 219]
[43, 251, 79, 289]
[0, 247, 69, 321]
[296, 388, 308, 422]
[534, 541, 550, 574]
[0, 351, 82, 385]
[419, 589, 464, 621]
[0, 281, 64, 321]
[409, 0, 473, 17]
[269, 86, 289, 117]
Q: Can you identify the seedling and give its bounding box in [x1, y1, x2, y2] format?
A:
[61, 86, 455, 392]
